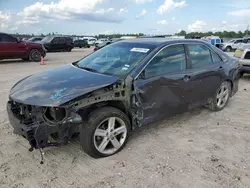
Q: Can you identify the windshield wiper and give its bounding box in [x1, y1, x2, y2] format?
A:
[74, 64, 99, 73]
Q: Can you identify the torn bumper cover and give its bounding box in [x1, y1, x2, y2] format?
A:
[7, 100, 81, 149]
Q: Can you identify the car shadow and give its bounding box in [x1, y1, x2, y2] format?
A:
[0, 59, 49, 64]
[0, 59, 30, 64]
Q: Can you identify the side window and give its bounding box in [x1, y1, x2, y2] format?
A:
[51, 37, 59, 44]
[144, 44, 186, 78]
[211, 51, 222, 62]
[235, 40, 243, 44]
[59, 37, 66, 44]
[187, 44, 213, 69]
[1, 34, 17, 42]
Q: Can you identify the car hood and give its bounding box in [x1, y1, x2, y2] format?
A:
[9, 64, 119, 107]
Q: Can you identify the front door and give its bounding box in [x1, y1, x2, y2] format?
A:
[50, 37, 60, 51]
[0, 34, 26, 58]
[133, 44, 189, 126]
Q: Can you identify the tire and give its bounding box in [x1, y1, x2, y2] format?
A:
[208, 81, 232, 111]
[225, 46, 232, 52]
[29, 49, 42, 62]
[79, 46, 82, 48]
[80, 107, 131, 158]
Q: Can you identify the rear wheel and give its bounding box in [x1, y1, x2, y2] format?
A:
[208, 81, 231, 111]
[225, 46, 232, 52]
[80, 107, 130, 158]
[29, 49, 41, 62]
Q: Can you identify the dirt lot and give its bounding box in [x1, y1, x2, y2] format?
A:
[0, 49, 250, 188]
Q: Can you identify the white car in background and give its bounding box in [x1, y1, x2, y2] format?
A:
[220, 38, 243, 52]
[234, 45, 250, 76]
[95, 38, 109, 46]
[80, 37, 97, 45]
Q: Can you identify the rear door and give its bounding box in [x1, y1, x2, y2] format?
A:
[133, 44, 189, 125]
[184, 43, 223, 108]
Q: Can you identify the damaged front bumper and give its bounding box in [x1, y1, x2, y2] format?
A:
[7, 101, 81, 150]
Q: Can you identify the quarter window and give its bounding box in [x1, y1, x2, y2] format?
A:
[187, 44, 213, 68]
[211, 51, 222, 62]
[144, 44, 186, 78]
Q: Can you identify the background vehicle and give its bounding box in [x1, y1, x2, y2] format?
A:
[220, 38, 243, 52]
[201, 36, 222, 48]
[234, 46, 250, 76]
[27, 37, 44, 42]
[81, 37, 97, 45]
[40, 36, 74, 52]
[7, 38, 240, 159]
[0, 32, 46, 62]
[93, 38, 124, 51]
[74, 39, 90, 48]
[94, 38, 109, 46]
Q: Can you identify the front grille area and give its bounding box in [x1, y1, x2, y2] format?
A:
[9, 100, 39, 125]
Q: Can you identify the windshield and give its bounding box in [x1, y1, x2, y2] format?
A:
[27, 37, 35, 41]
[41, 36, 53, 43]
[76, 42, 155, 77]
[228, 39, 235, 43]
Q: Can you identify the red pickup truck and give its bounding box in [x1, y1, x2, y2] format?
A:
[0, 32, 46, 62]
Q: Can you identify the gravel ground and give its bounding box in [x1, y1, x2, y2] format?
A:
[0, 49, 249, 188]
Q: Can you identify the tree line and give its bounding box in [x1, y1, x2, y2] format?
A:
[11, 30, 250, 39]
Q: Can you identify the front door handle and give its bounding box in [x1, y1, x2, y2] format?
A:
[183, 75, 191, 82]
[218, 66, 224, 71]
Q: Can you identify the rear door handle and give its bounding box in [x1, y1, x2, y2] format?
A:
[183, 75, 191, 82]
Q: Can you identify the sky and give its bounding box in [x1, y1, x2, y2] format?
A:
[0, 0, 250, 35]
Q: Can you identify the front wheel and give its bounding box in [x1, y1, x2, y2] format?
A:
[208, 81, 232, 111]
[80, 107, 130, 158]
[225, 46, 232, 52]
[29, 49, 42, 62]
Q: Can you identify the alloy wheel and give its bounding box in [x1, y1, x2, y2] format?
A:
[93, 117, 127, 155]
[31, 50, 41, 61]
[216, 82, 230, 108]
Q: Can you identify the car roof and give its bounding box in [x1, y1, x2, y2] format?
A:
[118, 38, 209, 47]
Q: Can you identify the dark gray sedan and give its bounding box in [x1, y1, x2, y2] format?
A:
[7, 38, 240, 159]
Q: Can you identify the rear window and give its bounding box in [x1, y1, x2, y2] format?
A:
[244, 52, 250, 59]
